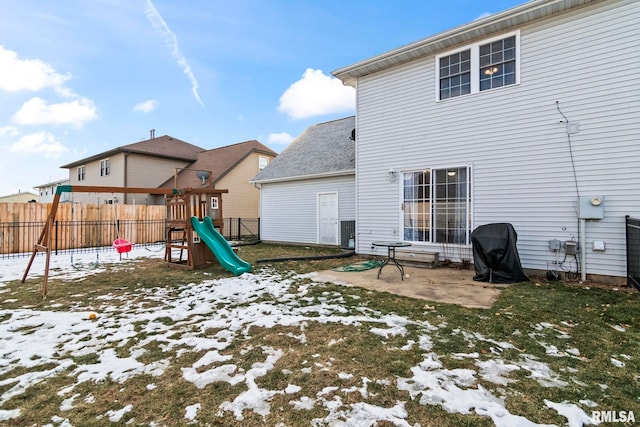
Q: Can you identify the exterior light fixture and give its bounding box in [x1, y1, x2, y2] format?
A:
[388, 168, 398, 182]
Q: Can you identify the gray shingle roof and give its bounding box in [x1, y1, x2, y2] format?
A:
[252, 116, 355, 183]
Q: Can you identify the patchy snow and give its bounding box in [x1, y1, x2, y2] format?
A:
[105, 404, 132, 422]
[184, 403, 201, 421]
[0, 248, 618, 425]
[544, 400, 597, 427]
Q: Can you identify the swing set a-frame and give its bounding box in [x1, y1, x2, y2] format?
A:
[22, 184, 228, 297]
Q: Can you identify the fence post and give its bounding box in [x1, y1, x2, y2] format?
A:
[258, 217, 260, 241]
[237, 218, 241, 241]
[55, 220, 58, 255]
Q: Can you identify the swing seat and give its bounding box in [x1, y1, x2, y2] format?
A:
[113, 238, 134, 254]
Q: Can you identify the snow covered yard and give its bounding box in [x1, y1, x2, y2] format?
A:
[0, 247, 638, 426]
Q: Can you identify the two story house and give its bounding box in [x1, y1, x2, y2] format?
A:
[34, 178, 71, 203]
[60, 135, 277, 228]
[60, 134, 204, 204]
[332, 0, 639, 281]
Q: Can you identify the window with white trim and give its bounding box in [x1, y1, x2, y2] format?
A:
[100, 159, 110, 177]
[258, 156, 269, 171]
[77, 165, 86, 181]
[402, 166, 471, 244]
[437, 31, 519, 100]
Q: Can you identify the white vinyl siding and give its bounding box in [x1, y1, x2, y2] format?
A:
[355, 0, 640, 277]
[259, 176, 355, 245]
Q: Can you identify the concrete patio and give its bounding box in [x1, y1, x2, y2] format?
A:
[313, 263, 511, 309]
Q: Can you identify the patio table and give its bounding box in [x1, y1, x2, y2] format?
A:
[372, 241, 412, 280]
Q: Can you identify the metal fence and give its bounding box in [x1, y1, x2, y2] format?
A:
[0, 218, 260, 259]
[625, 215, 640, 290]
[223, 217, 260, 242]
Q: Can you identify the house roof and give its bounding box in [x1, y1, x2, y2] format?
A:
[332, 0, 599, 86]
[160, 140, 277, 189]
[34, 178, 70, 189]
[0, 191, 39, 202]
[60, 135, 205, 168]
[252, 116, 355, 184]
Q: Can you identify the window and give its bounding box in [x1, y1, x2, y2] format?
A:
[77, 166, 86, 181]
[258, 156, 269, 171]
[402, 166, 471, 244]
[439, 50, 471, 100]
[100, 159, 110, 177]
[479, 36, 516, 91]
[436, 31, 519, 100]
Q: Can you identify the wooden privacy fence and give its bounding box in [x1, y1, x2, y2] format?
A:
[0, 202, 166, 255]
[0, 202, 261, 256]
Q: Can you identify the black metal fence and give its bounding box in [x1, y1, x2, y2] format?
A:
[223, 217, 260, 242]
[625, 215, 640, 290]
[0, 218, 260, 259]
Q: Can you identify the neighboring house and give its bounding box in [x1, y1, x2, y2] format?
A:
[34, 178, 71, 203]
[252, 116, 355, 247]
[0, 191, 38, 203]
[60, 135, 205, 204]
[332, 0, 638, 280]
[160, 140, 277, 218]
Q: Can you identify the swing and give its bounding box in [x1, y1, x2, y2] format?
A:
[70, 194, 99, 269]
[111, 197, 134, 258]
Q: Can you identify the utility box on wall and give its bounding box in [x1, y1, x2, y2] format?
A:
[579, 195, 604, 219]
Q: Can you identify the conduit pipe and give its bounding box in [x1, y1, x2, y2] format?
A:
[580, 218, 586, 282]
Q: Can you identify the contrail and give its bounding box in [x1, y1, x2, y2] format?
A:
[144, 0, 204, 107]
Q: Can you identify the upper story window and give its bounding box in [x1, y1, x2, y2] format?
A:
[479, 36, 516, 90]
[100, 159, 110, 177]
[77, 165, 86, 181]
[258, 156, 269, 171]
[439, 50, 471, 99]
[437, 31, 519, 101]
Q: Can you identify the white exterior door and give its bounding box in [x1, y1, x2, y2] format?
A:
[318, 192, 338, 245]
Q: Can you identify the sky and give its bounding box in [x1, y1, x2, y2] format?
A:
[0, 0, 525, 196]
[0, 248, 602, 425]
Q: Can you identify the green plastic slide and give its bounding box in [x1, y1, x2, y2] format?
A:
[190, 216, 251, 275]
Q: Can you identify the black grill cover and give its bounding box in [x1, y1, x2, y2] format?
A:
[471, 223, 528, 283]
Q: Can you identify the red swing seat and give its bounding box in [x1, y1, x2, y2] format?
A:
[113, 238, 134, 254]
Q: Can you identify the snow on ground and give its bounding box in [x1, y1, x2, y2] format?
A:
[0, 248, 602, 425]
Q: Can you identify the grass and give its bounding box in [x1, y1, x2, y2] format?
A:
[1, 243, 639, 426]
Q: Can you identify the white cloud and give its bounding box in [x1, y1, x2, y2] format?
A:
[0, 45, 73, 96]
[0, 126, 19, 137]
[12, 97, 97, 128]
[9, 131, 68, 158]
[133, 99, 159, 113]
[268, 132, 294, 145]
[144, 0, 204, 107]
[278, 69, 355, 120]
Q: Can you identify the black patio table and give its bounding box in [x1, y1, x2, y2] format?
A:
[372, 241, 412, 280]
